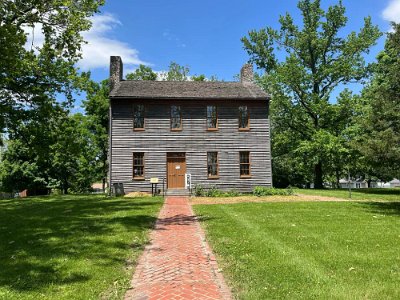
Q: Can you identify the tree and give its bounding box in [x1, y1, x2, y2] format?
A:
[0, 109, 98, 194]
[165, 62, 189, 81]
[242, 0, 381, 188]
[0, 0, 104, 144]
[82, 78, 110, 190]
[126, 65, 157, 81]
[355, 23, 400, 180]
[191, 74, 206, 81]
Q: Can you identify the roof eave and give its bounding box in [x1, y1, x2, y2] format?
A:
[109, 95, 271, 100]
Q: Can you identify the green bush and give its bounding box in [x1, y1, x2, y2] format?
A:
[193, 184, 205, 197]
[224, 189, 241, 197]
[206, 186, 224, 197]
[192, 185, 242, 197]
[253, 186, 293, 196]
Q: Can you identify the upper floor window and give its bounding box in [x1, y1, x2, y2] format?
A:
[240, 151, 251, 177]
[133, 152, 145, 179]
[207, 152, 219, 178]
[133, 104, 145, 130]
[239, 106, 249, 130]
[207, 106, 218, 130]
[170, 105, 182, 130]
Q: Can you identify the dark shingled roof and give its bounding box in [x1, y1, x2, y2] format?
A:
[110, 80, 270, 100]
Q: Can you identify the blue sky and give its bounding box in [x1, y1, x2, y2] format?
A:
[53, 0, 399, 110]
[82, 0, 398, 81]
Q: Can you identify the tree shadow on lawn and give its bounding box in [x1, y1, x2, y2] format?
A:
[358, 201, 400, 216]
[0, 195, 159, 293]
[353, 188, 400, 195]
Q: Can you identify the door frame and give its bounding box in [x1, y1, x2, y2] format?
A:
[166, 152, 186, 189]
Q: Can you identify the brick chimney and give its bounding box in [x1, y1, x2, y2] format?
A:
[240, 63, 254, 84]
[110, 56, 123, 91]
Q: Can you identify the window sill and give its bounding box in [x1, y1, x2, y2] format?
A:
[207, 128, 219, 131]
[240, 175, 252, 179]
[133, 177, 145, 181]
[133, 128, 145, 131]
[170, 128, 182, 132]
[208, 176, 220, 180]
[239, 128, 250, 131]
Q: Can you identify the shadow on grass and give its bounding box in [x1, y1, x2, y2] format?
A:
[358, 201, 400, 216]
[0, 195, 159, 293]
[352, 188, 400, 195]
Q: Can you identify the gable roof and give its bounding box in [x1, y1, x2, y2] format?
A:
[109, 80, 270, 100]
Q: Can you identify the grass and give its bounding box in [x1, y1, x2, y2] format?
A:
[0, 194, 163, 300]
[294, 188, 400, 201]
[194, 200, 400, 299]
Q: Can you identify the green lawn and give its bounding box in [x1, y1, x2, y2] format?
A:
[0, 194, 163, 300]
[194, 201, 400, 299]
[294, 188, 400, 201]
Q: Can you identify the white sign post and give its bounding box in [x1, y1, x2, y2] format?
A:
[185, 174, 192, 190]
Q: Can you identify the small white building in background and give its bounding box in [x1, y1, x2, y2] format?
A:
[339, 178, 400, 189]
[389, 179, 400, 188]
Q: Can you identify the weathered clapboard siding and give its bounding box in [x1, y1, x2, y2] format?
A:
[111, 99, 272, 193]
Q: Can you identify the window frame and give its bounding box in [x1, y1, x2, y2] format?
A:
[170, 105, 182, 131]
[206, 105, 218, 131]
[238, 105, 250, 131]
[133, 104, 145, 131]
[133, 152, 145, 180]
[207, 152, 219, 179]
[239, 151, 251, 178]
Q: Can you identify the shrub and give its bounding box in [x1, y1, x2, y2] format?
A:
[193, 184, 205, 197]
[192, 185, 242, 197]
[206, 186, 224, 197]
[253, 186, 293, 196]
[224, 189, 241, 197]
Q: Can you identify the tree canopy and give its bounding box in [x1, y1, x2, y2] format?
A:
[126, 65, 157, 81]
[242, 0, 381, 188]
[0, 0, 104, 144]
[354, 23, 400, 180]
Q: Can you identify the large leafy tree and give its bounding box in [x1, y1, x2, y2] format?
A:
[355, 23, 400, 180]
[242, 0, 381, 188]
[0, 0, 104, 143]
[83, 78, 110, 190]
[165, 62, 190, 81]
[0, 106, 97, 194]
[126, 65, 157, 81]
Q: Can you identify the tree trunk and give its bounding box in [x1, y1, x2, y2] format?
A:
[335, 169, 340, 189]
[63, 181, 69, 194]
[102, 177, 106, 191]
[314, 161, 323, 189]
[367, 179, 372, 188]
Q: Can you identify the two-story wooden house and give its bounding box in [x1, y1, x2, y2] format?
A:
[109, 56, 272, 194]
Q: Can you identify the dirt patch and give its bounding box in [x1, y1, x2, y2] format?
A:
[124, 192, 152, 198]
[190, 193, 351, 205]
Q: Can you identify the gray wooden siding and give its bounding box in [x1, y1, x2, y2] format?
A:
[111, 99, 272, 193]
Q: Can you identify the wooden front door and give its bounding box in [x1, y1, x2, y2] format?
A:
[167, 153, 186, 189]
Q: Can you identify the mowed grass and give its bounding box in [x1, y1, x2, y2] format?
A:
[294, 188, 400, 201]
[194, 201, 400, 299]
[0, 195, 163, 300]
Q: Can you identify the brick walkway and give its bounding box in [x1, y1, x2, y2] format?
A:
[124, 196, 231, 300]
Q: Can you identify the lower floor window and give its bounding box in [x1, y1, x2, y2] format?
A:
[133, 153, 144, 179]
[240, 151, 251, 177]
[207, 152, 219, 178]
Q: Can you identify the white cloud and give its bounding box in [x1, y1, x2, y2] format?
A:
[78, 14, 148, 70]
[23, 13, 148, 71]
[382, 0, 400, 23]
